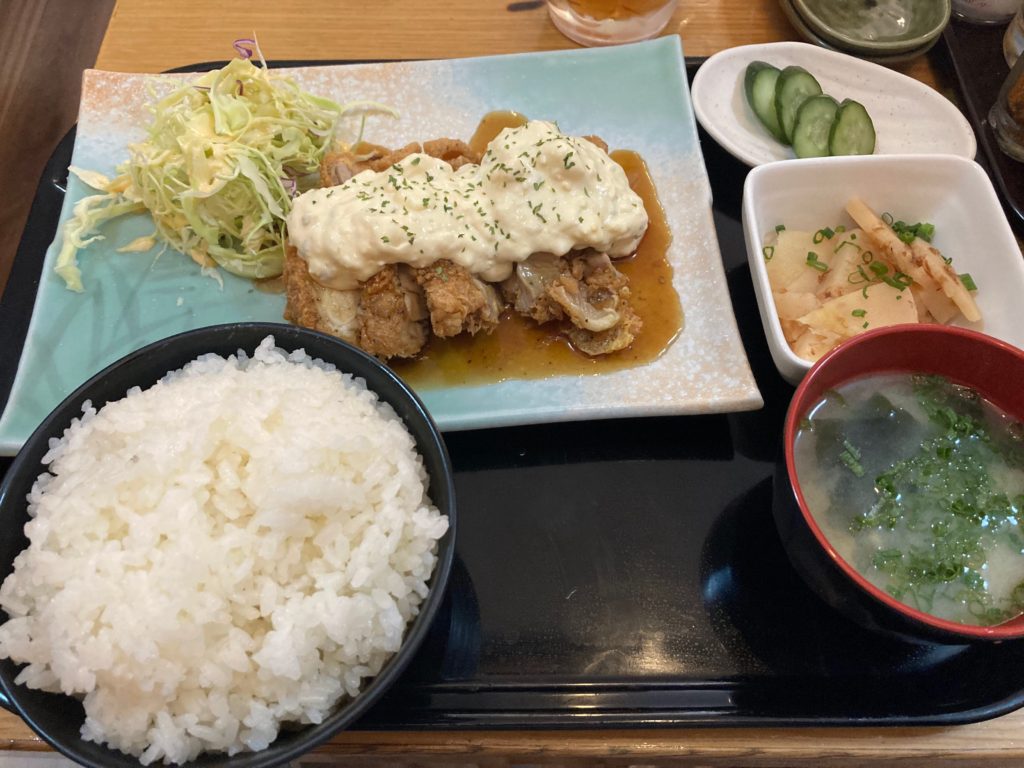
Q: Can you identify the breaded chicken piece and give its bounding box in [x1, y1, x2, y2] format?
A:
[283, 245, 360, 342]
[413, 259, 503, 338]
[568, 302, 642, 356]
[291, 139, 483, 358]
[499, 253, 568, 325]
[499, 251, 640, 356]
[357, 265, 429, 359]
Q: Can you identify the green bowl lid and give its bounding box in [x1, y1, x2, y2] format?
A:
[780, 0, 945, 62]
[791, 0, 951, 54]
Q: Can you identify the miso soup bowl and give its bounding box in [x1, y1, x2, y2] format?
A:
[774, 324, 1024, 644]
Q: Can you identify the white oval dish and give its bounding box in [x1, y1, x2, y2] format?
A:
[691, 41, 976, 167]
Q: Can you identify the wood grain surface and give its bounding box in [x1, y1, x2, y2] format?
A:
[2, 0, 1020, 764]
[93, 0, 939, 88]
[0, 0, 114, 295]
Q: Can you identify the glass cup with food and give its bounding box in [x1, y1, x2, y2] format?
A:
[546, 0, 679, 47]
[989, 48, 1024, 161]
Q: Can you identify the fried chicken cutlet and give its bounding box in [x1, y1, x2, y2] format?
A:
[284, 121, 648, 361]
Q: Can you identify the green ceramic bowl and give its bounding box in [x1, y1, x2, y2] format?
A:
[779, 0, 942, 63]
[791, 0, 951, 55]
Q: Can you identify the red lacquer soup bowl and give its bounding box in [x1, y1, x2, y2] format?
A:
[774, 325, 1024, 643]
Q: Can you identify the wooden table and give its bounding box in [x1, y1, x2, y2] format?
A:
[3, 1, 1022, 764]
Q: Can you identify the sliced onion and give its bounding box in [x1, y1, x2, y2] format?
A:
[233, 38, 256, 59]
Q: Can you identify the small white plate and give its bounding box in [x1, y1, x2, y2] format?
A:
[691, 41, 976, 167]
[742, 154, 1024, 384]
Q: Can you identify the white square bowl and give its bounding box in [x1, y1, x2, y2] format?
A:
[741, 154, 1024, 385]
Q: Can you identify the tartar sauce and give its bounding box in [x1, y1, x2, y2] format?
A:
[287, 120, 648, 290]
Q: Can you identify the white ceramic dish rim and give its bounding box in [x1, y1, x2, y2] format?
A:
[691, 41, 977, 167]
[741, 153, 1024, 385]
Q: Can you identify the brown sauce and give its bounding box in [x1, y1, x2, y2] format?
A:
[390, 112, 683, 389]
[254, 275, 286, 294]
[468, 110, 529, 154]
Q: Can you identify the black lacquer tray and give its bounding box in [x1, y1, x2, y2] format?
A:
[1, 59, 1023, 730]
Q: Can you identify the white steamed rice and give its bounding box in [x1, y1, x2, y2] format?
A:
[0, 336, 448, 764]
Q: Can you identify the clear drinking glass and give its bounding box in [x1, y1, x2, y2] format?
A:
[1005, 9, 1024, 68]
[989, 46, 1024, 161]
[546, 0, 679, 47]
[951, 0, 1020, 24]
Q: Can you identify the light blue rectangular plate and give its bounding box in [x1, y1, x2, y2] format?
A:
[0, 38, 761, 455]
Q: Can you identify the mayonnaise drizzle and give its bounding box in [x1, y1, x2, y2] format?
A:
[286, 120, 648, 290]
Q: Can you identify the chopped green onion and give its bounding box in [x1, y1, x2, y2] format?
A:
[812, 226, 835, 243]
[835, 225, 846, 234]
[869, 261, 888, 277]
[860, 250, 874, 264]
[880, 271, 913, 290]
[891, 218, 936, 245]
[882, 212, 894, 226]
[806, 251, 828, 272]
[775, 224, 786, 233]
[763, 245, 775, 261]
[848, 265, 870, 285]
[960, 273, 978, 291]
[851, 309, 867, 318]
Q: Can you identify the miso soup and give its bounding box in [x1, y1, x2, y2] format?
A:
[794, 373, 1024, 627]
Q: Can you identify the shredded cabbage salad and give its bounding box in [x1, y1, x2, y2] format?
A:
[57, 48, 392, 291]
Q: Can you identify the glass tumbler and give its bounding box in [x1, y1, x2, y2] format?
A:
[546, 0, 680, 47]
[989, 46, 1024, 161]
[952, 0, 1020, 24]
[1005, 8, 1024, 68]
